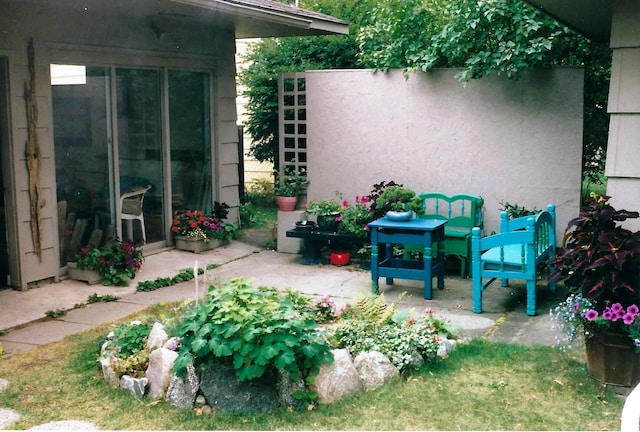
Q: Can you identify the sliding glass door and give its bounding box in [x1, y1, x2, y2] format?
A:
[52, 64, 214, 266]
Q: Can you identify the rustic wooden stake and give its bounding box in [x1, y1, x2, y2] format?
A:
[25, 38, 43, 261]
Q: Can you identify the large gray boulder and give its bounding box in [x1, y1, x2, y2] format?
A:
[147, 322, 169, 352]
[312, 349, 363, 404]
[199, 363, 279, 413]
[166, 362, 199, 409]
[145, 348, 178, 399]
[120, 375, 148, 399]
[354, 351, 399, 390]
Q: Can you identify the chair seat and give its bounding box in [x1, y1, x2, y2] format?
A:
[481, 244, 529, 267]
[444, 228, 470, 238]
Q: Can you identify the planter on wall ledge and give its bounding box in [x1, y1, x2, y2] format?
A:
[586, 329, 640, 390]
[276, 196, 298, 211]
[175, 236, 229, 254]
[67, 262, 103, 285]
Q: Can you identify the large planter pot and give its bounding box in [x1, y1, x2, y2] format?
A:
[276, 196, 298, 211]
[67, 262, 103, 285]
[175, 236, 228, 254]
[585, 329, 640, 389]
[316, 213, 341, 232]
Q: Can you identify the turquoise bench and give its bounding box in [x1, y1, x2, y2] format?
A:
[405, 193, 484, 278]
[471, 204, 556, 316]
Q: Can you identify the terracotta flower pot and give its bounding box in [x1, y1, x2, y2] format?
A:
[277, 196, 298, 211]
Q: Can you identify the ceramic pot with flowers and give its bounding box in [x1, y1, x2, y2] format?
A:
[274, 167, 308, 211]
[551, 193, 640, 389]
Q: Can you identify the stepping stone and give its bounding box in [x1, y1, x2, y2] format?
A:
[0, 408, 20, 429]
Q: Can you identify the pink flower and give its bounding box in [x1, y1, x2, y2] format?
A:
[583, 309, 599, 321]
[602, 307, 613, 321]
[623, 312, 637, 325]
[629, 304, 639, 315]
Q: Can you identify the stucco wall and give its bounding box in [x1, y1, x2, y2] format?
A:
[305, 68, 584, 239]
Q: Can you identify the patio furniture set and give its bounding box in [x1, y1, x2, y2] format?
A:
[288, 193, 556, 316]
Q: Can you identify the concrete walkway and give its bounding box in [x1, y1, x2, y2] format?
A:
[0, 233, 567, 356]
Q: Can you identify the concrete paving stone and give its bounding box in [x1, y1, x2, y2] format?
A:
[0, 320, 94, 346]
[60, 301, 148, 326]
[0, 235, 570, 356]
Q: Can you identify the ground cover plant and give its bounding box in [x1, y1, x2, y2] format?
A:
[0, 319, 623, 430]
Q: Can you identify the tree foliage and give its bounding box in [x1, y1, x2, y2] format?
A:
[238, 0, 374, 164]
[240, 0, 611, 181]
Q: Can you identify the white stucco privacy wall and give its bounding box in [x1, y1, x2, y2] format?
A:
[304, 68, 584, 239]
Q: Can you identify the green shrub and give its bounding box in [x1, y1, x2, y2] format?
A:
[499, 201, 539, 219]
[173, 278, 334, 383]
[327, 293, 459, 373]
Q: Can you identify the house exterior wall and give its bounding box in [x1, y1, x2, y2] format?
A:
[0, 1, 239, 289]
[605, 0, 640, 230]
[305, 68, 584, 239]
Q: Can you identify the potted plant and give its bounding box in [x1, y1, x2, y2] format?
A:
[305, 192, 343, 232]
[550, 193, 640, 388]
[69, 238, 144, 286]
[374, 185, 424, 221]
[337, 195, 374, 238]
[274, 167, 308, 211]
[171, 202, 239, 253]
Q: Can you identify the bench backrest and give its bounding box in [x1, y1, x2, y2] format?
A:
[419, 193, 484, 231]
[497, 203, 556, 258]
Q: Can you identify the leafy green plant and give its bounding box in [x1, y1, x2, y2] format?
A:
[74, 238, 144, 286]
[104, 319, 152, 359]
[326, 292, 458, 372]
[87, 293, 119, 303]
[173, 278, 334, 383]
[274, 166, 308, 197]
[337, 195, 374, 238]
[374, 185, 424, 215]
[499, 201, 539, 219]
[45, 309, 66, 318]
[136, 267, 201, 292]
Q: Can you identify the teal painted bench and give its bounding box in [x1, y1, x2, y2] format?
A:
[471, 204, 556, 316]
[405, 193, 484, 278]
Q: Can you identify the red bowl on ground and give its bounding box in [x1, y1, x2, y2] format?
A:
[330, 251, 350, 266]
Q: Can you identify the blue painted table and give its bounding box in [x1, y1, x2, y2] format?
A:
[368, 218, 447, 299]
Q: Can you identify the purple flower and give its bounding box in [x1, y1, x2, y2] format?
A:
[611, 303, 624, 313]
[629, 304, 639, 315]
[602, 307, 613, 321]
[583, 309, 599, 321]
[635, 339, 640, 348]
[623, 312, 637, 325]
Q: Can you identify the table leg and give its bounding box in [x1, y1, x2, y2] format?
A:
[437, 239, 445, 289]
[371, 244, 379, 294]
[384, 243, 394, 285]
[423, 243, 432, 300]
[298, 238, 324, 265]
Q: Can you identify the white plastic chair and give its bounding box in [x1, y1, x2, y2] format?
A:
[120, 185, 151, 243]
[621, 383, 640, 432]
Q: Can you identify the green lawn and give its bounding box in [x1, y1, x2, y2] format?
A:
[0, 318, 624, 430]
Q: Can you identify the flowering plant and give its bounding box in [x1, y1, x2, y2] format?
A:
[75, 238, 144, 286]
[171, 202, 239, 241]
[305, 192, 343, 216]
[550, 193, 640, 347]
[337, 195, 374, 238]
[551, 293, 640, 350]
